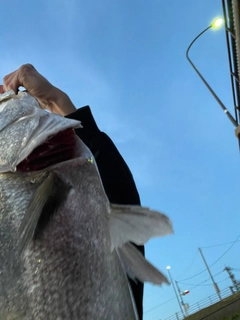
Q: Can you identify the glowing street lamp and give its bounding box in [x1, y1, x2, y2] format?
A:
[186, 17, 238, 127]
[166, 266, 185, 317]
[211, 18, 223, 29]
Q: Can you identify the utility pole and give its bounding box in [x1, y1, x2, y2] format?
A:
[224, 266, 239, 292]
[175, 281, 189, 315]
[198, 248, 221, 300]
[175, 281, 185, 307]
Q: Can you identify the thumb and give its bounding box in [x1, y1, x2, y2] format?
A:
[0, 85, 4, 94]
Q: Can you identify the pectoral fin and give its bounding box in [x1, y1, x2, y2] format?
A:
[117, 243, 170, 285]
[18, 172, 70, 253]
[109, 204, 173, 251]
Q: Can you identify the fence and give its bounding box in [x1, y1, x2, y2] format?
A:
[164, 287, 234, 320]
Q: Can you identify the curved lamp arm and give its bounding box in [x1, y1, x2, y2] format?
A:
[186, 25, 238, 127]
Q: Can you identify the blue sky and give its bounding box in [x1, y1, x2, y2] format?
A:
[1, 0, 240, 319]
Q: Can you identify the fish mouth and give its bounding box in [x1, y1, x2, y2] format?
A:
[17, 128, 78, 172]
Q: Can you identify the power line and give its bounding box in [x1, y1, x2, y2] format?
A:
[178, 270, 224, 288]
[214, 270, 225, 277]
[145, 270, 235, 316]
[177, 234, 240, 282]
[144, 297, 176, 314]
[189, 278, 212, 290]
[176, 250, 198, 279]
[187, 277, 214, 290]
[177, 266, 208, 282]
[186, 276, 229, 291]
[201, 239, 240, 249]
[216, 277, 229, 284]
[152, 237, 240, 316]
[207, 234, 240, 268]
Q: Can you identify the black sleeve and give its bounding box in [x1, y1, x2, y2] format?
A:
[66, 106, 144, 319]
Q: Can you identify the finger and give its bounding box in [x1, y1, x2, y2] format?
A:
[0, 85, 4, 94]
[3, 71, 19, 94]
[17, 64, 38, 89]
[3, 64, 35, 93]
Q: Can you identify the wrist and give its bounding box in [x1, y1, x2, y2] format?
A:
[50, 87, 77, 116]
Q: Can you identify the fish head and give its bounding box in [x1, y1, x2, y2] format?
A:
[0, 90, 90, 173]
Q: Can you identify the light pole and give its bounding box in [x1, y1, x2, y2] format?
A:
[166, 266, 185, 318]
[186, 18, 238, 128]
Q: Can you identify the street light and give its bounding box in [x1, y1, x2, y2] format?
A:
[166, 266, 185, 318]
[211, 18, 223, 29]
[186, 17, 238, 128]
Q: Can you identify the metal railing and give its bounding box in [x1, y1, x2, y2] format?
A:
[164, 287, 234, 320]
[164, 312, 184, 320]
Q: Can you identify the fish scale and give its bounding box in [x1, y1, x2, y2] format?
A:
[1, 161, 136, 319]
[0, 171, 45, 319]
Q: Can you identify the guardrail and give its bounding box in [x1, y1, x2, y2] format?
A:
[164, 312, 184, 320]
[163, 287, 235, 320]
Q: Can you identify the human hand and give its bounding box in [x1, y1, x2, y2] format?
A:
[0, 64, 77, 116]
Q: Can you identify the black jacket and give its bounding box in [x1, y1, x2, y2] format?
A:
[66, 106, 144, 319]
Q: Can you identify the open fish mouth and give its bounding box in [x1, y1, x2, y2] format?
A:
[0, 91, 82, 173]
[17, 128, 77, 172]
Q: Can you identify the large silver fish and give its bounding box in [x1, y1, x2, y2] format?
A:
[0, 91, 173, 320]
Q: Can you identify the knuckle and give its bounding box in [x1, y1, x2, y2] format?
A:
[19, 64, 35, 82]
[21, 63, 34, 70]
[20, 64, 35, 76]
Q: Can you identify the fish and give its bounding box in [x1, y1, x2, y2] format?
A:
[0, 91, 173, 320]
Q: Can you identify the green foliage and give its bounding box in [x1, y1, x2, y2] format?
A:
[220, 312, 240, 320]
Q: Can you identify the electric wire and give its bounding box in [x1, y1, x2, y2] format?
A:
[207, 234, 240, 268]
[184, 276, 229, 292]
[190, 276, 229, 290]
[218, 277, 230, 284]
[144, 297, 176, 314]
[201, 239, 240, 249]
[177, 266, 208, 282]
[145, 238, 240, 315]
[175, 250, 198, 279]
[178, 270, 224, 287]
[177, 234, 240, 282]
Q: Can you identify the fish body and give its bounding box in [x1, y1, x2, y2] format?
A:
[0, 92, 173, 320]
